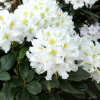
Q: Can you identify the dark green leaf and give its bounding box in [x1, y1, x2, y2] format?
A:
[19, 47, 28, 58]
[85, 89, 97, 99]
[49, 92, 63, 100]
[16, 90, 29, 100]
[71, 82, 88, 91]
[59, 81, 83, 94]
[33, 74, 42, 82]
[2, 81, 14, 100]
[16, 40, 26, 50]
[28, 93, 39, 100]
[19, 62, 29, 80]
[69, 10, 75, 16]
[16, 89, 39, 100]
[43, 78, 59, 91]
[68, 68, 90, 81]
[27, 81, 42, 94]
[12, 51, 18, 59]
[73, 94, 85, 99]
[49, 92, 55, 100]
[91, 15, 99, 22]
[81, 9, 99, 18]
[94, 81, 100, 90]
[0, 53, 15, 72]
[11, 78, 23, 87]
[54, 94, 64, 100]
[26, 69, 35, 82]
[0, 72, 11, 81]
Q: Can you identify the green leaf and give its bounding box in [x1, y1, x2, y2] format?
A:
[11, 78, 23, 87]
[43, 78, 59, 91]
[0, 92, 4, 100]
[27, 81, 42, 94]
[49, 92, 63, 100]
[49, 92, 55, 100]
[28, 94, 39, 100]
[0, 72, 11, 81]
[2, 81, 14, 100]
[73, 94, 85, 99]
[71, 82, 88, 91]
[68, 68, 90, 81]
[16, 89, 39, 100]
[81, 9, 99, 22]
[19, 47, 28, 58]
[81, 9, 99, 18]
[16, 90, 29, 100]
[19, 62, 29, 80]
[26, 69, 35, 82]
[16, 40, 26, 50]
[54, 94, 64, 100]
[94, 81, 100, 90]
[59, 80, 83, 94]
[33, 74, 42, 82]
[85, 89, 97, 99]
[38, 93, 47, 100]
[69, 10, 75, 16]
[91, 15, 99, 22]
[0, 53, 15, 72]
[12, 51, 18, 59]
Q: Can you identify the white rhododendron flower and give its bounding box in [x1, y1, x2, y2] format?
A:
[22, 0, 29, 4]
[27, 27, 79, 80]
[80, 23, 100, 41]
[0, 10, 23, 53]
[64, 0, 98, 9]
[14, 0, 75, 41]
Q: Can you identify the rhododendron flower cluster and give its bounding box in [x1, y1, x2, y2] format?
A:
[64, 0, 98, 9]
[26, 27, 79, 80]
[0, 0, 100, 83]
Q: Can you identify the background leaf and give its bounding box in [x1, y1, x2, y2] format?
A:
[27, 81, 42, 94]
[2, 81, 14, 100]
[0, 53, 15, 72]
[19, 47, 28, 58]
[59, 80, 82, 94]
[26, 69, 35, 82]
[0, 72, 11, 81]
[19, 62, 29, 80]
[85, 89, 97, 99]
[68, 68, 90, 81]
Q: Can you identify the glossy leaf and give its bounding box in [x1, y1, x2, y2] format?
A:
[19, 62, 29, 80]
[2, 81, 14, 100]
[19, 47, 28, 58]
[73, 94, 85, 99]
[60, 81, 83, 94]
[26, 69, 35, 82]
[0, 72, 11, 81]
[0, 53, 15, 72]
[43, 78, 59, 91]
[94, 81, 100, 91]
[11, 78, 23, 87]
[68, 68, 90, 81]
[86, 89, 97, 99]
[27, 81, 42, 94]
